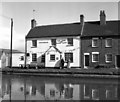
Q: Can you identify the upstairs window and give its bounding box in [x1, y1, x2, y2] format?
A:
[92, 38, 99, 47]
[105, 38, 112, 47]
[65, 53, 73, 62]
[92, 52, 99, 62]
[105, 54, 112, 63]
[51, 39, 56, 46]
[67, 38, 73, 46]
[32, 40, 37, 47]
[32, 53, 37, 62]
[50, 54, 55, 61]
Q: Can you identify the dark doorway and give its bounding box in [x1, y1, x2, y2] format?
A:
[84, 55, 89, 68]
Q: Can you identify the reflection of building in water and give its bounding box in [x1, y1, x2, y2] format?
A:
[45, 83, 61, 100]
[45, 83, 80, 100]
[82, 84, 118, 100]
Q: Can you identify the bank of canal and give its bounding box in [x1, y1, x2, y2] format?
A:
[0, 67, 120, 79]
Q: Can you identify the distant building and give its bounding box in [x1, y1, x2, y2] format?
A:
[81, 10, 120, 69]
[0, 49, 24, 68]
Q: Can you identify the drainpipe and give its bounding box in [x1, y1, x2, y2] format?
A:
[24, 36, 27, 68]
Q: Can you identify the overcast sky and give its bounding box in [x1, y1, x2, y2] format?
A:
[0, 1, 119, 51]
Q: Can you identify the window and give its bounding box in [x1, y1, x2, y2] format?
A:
[92, 52, 99, 62]
[51, 39, 56, 46]
[26, 53, 30, 57]
[105, 38, 112, 47]
[50, 55, 55, 61]
[50, 89, 55, 97]
[41, 54, 45, 63]
[105, 54, 112, 63]
[32, 53, 37, 62]
[32, 40, 37, 47]
[67, 38, 73, 46]
[65, 53, 73, 62]
[92, 38, 99, 47]
[20, 56, 24, 61]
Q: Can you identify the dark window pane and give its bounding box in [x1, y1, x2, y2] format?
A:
[51, 39, 56, 46]
[50, 55, 55, 61]
[65, 53, 73, 62]
[32, 53, 37, 62]
[67, 38, 73, 45]
[93, 54, 99, 62]
[32, 40, 37, 47]
[41, 54, 45, 63]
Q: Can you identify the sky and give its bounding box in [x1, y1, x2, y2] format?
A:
[0, 1, 119, 51]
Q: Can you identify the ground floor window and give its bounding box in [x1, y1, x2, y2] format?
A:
[41, 54, 45, 63]
[65, 53, 73, 62]
[92, 52, 99, 62]
[105, 54, 112, 63]
[50, 54, 55, 61]
[32, 53, 37, 62]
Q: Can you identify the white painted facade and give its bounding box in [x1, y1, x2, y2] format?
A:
[0, 51, 24, 68]
[27, 36, 80, 68]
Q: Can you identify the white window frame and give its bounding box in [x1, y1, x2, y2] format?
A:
[32, 40, 37, 47]
[92, 52, 99, 62]
[105, 54, 112, 63]
[50, 54, 55, 61]
[105, 38, 112, 47]
[92, 38, 99, 47]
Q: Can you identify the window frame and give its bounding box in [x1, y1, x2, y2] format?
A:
[50, 54, 55, 61]
[92, 52, 99, 62]
[51, 39, 56, 46]
[32, 40, 37, 47]
[105, 54, 112, 63]
[32, 53, 37, 62]
[65, 52, 73, 63]
[67, 38, 73, 46]
[92, 38, 99, 47]
[105, 38, 112, 48]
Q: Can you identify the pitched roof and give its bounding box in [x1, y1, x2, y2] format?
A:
[45, 46, 62, 54]
[81, 20, 120, 37]
[26, 23, 82, 39]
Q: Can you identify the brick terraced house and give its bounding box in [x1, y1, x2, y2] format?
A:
[81, 10, 120, 69]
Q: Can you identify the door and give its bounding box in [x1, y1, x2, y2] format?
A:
[116, 55, 120, 68]
[84, 53, 89, 68]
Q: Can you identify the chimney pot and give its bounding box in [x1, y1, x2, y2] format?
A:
[31, 19, 36, 29]
[100, 10, 106, 25]
[80, 14, 84, 25]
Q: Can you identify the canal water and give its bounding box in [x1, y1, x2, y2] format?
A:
[0, 74, 120, 101]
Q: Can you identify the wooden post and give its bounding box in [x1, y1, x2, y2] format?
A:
[10, 18, 13, 68]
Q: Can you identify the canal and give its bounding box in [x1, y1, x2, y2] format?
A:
[0, 74, 120, 101]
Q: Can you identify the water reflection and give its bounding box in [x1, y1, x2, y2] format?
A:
[0, 74, 119, 101]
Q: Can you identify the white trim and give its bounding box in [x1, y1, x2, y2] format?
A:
[84, 53, 90, 69]
[92, 38, 98, 47]
[105, 54, 112, 63]
[105, 38, 112, 47]
[92, 52, 99, 62]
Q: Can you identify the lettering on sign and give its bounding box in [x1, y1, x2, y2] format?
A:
[57, 39, 67, 44]
[39, 42, 48, 43]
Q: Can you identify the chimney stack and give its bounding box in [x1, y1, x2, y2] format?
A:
[80, 15, 84, 26]
[31, 19, 36, 29]
[100, 10, 106, 25]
